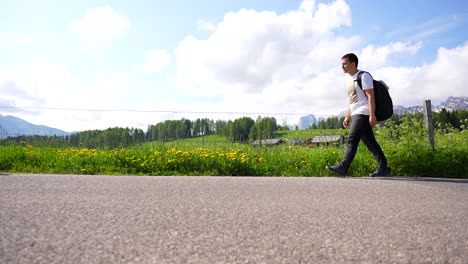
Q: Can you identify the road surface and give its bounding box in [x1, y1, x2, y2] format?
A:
[1, 174, 467, 263]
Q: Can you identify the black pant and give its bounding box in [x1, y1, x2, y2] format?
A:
[340, 114, 387, 171]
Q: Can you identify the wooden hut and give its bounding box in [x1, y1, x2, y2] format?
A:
[306, 135, 344, 147]
[252, 138, 284, 146]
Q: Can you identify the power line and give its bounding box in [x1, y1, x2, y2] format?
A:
[0, 106, 342, 117]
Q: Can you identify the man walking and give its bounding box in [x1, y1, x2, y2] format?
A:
[326, 53, 391, 177]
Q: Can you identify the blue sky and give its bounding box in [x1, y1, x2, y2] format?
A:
[1, 0, 467, 132]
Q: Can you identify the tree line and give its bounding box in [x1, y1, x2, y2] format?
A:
[1, 110, 467, 148]
[146, 116, 280, 143]
[0, 116, 282, 148]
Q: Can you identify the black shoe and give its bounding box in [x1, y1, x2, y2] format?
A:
[370, 167, 391, 177]
[326, 164, 346, 177]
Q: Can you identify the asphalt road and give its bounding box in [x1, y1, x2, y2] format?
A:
[1, 174, 467, 264]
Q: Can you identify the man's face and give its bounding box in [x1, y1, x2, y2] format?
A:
[341, 58, 355, 74]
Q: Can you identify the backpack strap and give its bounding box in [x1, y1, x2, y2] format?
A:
[354, 71, 373, 90]
[354, 71, 364, 90]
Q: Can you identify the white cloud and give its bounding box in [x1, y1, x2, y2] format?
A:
[299, 0, 315, 13]
[360, 41, 423, 69]
[169, 0, 467, 125]
[197, 20, 216, 32]
[0, 59, 71, 108]
[71, 6, 129, 52]
[171, 0, 355, 117]
[0, 58, 82, 128]
[142, 50, 172, 73]
[386, 15, 462, 41]
[0, 57, 139, 131]
[174, 0, 356, 98]
[3, 0, 467, 132]
[312, 0, 351, 32]
[0, 32, 32, 46]
[376, 42, 468, 107]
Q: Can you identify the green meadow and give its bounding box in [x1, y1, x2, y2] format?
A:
[1, 118, 467, 178]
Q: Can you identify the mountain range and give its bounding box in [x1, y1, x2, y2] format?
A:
[1, 97, 467, 137]
[0, 114, 70, 139]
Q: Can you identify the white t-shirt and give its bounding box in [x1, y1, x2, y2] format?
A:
[347, 71, 373, 116]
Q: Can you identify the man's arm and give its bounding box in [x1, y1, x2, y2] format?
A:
[365, 89, 377, 127]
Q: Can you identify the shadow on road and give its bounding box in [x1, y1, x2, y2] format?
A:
[368, 176, 468, 184]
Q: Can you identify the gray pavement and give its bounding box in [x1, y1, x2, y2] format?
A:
[1, 174, 467, 263]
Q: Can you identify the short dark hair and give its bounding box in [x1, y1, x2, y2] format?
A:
[342, 53, 358, 67]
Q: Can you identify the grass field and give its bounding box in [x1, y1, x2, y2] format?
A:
[1, 124, 467, 177]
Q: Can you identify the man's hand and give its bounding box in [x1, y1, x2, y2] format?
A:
[343, 116, 350, 128]
[369, 115, 377, 127]
[343, 107, 351, 128]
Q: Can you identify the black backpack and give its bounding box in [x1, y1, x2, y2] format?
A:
[356, 71, 393, 121]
